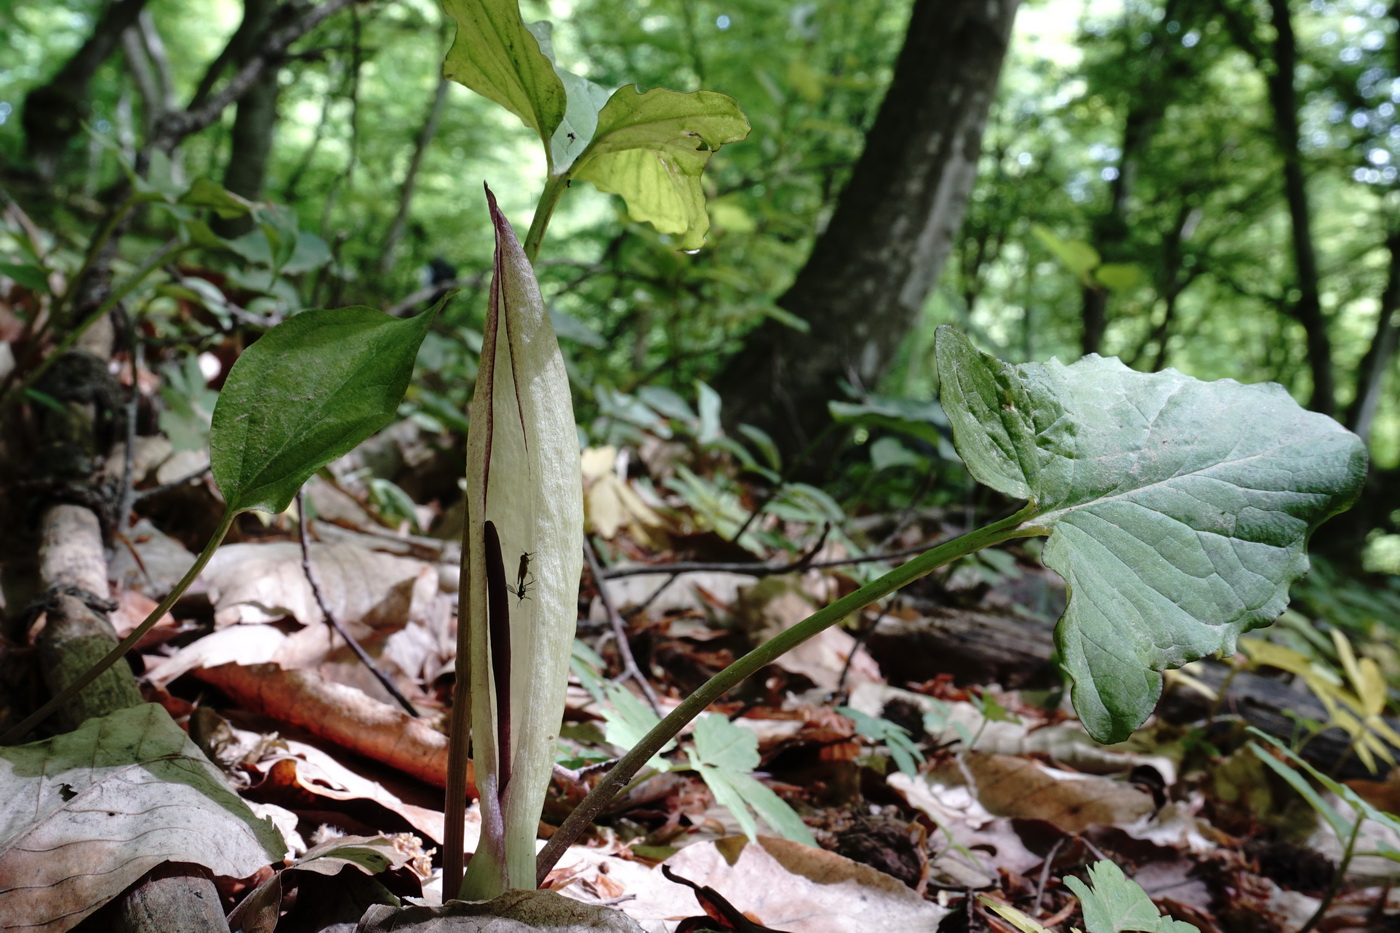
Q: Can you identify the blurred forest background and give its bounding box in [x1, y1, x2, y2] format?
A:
[3, 0, 1399, 571]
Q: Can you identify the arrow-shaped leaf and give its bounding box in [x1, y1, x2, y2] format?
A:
[935, 327, 1367, 743]
[211, 305, 438, 514]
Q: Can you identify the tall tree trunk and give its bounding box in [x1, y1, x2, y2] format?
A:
[212, 0, 282, 239]
[716, 0, 1020, 469]
[378, 76, 451, 277]
[1345, 227, 1400, 443]
[21, 0, 154, 180]
[1266, 0, 1334, 414]
[1081, 0, 1191, 357]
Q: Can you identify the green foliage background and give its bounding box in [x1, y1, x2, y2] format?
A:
[3, 0, 1399, 556]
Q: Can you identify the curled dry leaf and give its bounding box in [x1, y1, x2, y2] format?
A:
[192, 662, 456, 793]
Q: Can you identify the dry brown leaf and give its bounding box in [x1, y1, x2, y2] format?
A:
[192, 662, 456, 791]
[887, 771, 1044, 886]
[568, 836, 948, 932]
[143, 622, 290, 687]
[583, 446, 668, 545]
[361, 889, 646, 932]
[0, 704, 286, 933]
[250, 742, 457, 847]
[203, 540, 438, 632]
[230, 833, 432, 933]
[109, 518, 200, 596]
[959, 751, 1156, 833]
[597, 571, 753, 616]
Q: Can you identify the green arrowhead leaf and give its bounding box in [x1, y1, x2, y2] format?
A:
[211, 304, 439, 514]
[572, 86, 750, 250]
[442, 0, 566, 146]
[934, 327, 1367, 743]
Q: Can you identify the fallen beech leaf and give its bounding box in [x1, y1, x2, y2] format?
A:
[143, 622, 289, 686]
[583, 445, 666, 544]
[109, 518, 199, 595]
[961, 752, 1156, 833]
[192, 662, 456, 792]
[252, 747, 455, 847]
[615, 837, 948, 933]
[360, 888, 645, 932]
[202, 540, 438, 631]
[886, 772, 1042, 886]
[229, 833, 432, 933]
[0, 704, 286, 933]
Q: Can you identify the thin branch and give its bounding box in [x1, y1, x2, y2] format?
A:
[602, 532, 945, 582]
[585, 536, 660, 714]
[295, 490, 420, 717]
[150, 0, 362, 156]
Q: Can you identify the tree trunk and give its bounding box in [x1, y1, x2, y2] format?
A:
[21, 0, 154, 180]
[1345, 228, 1400, 442]
[378, 76, 451, 277]
[212, 0, 282, 239]
[1264, 0, 1335, 414]
[716, 0, 1020, 469]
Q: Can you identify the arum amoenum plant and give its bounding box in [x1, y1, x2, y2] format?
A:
[443, 187, 584, 897]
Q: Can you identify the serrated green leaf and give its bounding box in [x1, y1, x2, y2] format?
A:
[935, 327, 1367, 743]
[718, 769, 816, 846]
[210, 304, 439, 514]
[697, 758, 761, 842]
[442, 0, 565, 146]
[572, 86, 749, 250]
[1250, 728, 1400, 859]
[686, 715, 815, 846]
[1064, 860, 1198, 932]
[690, 712, 759, 773]
[600, 683, 674, 772]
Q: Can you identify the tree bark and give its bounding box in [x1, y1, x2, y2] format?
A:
[1265, 0, 1335, 414]
[1219, 0, 1336, 414]
[21, 0, 154, 180]
[716, 0, 1020, 469]
[212, 0, 282, 239]
[377, 76, 451, 277]
[1345, 228, 1400, 442]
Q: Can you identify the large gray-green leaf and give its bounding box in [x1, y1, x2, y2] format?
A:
[934, 327, 1367, 743]
[572, 86, 750, 250]
[211, 304, 438, 514]
[0, 704, 286, 933]
[442, 0, 565, 146]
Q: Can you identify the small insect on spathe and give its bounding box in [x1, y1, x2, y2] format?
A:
[514, 551, 536, 601]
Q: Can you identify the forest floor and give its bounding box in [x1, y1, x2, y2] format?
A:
[5, 417, 1400, 933]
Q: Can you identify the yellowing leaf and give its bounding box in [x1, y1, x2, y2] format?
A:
[572, 86, 749, 250]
